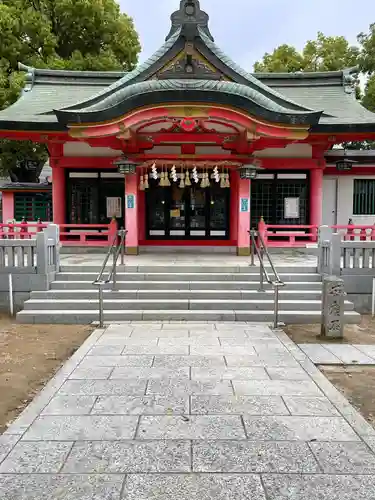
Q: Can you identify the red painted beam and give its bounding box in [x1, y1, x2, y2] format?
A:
[325, 166, 375, 175]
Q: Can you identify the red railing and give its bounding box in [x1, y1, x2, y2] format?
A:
[59, 220, 118, 246]
[0, 219, 118, 246]
[258, 218, 319, 247]
[331, 225, 375, 241]
[0, 220, 47, 239]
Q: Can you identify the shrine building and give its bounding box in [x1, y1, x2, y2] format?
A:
[1, 0, 375, 254]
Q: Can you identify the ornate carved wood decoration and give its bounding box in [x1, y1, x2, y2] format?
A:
[157, 43, 225, 80]
[165, 0, 214, 42]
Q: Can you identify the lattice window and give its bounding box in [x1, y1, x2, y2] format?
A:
[14, 193, 53, 221]
[353, 179, 375, 215]
[251, 174, 309, 227]
[276, 182, 308, 225]
[69, 182, 98, 224]
[250, 181, 273, 228]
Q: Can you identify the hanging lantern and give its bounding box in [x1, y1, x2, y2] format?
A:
[335, 150, 357, 171]
[114, 157, 138, 174]
[239, 160, 264, 180]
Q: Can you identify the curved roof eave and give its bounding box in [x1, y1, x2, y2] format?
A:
[55, 79, 322, 127]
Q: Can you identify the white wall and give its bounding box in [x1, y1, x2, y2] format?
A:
[63, 142, 120, 157]
[323, 174, 375, 226]
[255, 144, 312, 158]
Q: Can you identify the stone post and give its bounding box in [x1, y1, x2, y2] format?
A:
[36, 230, 48, 275]
[330, 232, 342, 277]
[45, 224, 61, 272]
[318, 226, 331, 274]
[321, 275, 346, 339]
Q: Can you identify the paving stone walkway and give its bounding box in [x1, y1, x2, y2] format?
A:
[2, 322, 375, 499]
[299, 343, 375, 365]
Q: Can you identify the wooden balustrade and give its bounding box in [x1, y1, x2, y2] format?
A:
[257, 218, 319, 247]
[0, 219, 118, 247]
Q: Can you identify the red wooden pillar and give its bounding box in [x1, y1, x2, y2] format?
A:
[237, 177, 251, 256]
[125, 172, 139, 255]
[52, 166, 66, 226]
[2, 192, 14, 223]
[310, 168, 323, 234]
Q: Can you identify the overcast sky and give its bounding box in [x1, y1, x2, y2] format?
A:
[119, 0, 372, 71]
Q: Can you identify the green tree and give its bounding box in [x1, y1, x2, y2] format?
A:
[253, 45, 304, 73]
[358, 23, 375, 114]
[254, 32, 359, 73]
[0, 0, 141, 180]
[254, 30, 375, 150]
[358, 23, 375, 74]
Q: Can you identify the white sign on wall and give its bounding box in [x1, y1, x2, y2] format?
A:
[106, 197, 122, 218]
[284, 197, 300, 219]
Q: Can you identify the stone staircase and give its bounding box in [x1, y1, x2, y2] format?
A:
[16, 264, 361, 324]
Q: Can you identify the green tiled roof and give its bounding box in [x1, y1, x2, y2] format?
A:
[56, 79, 321, 127]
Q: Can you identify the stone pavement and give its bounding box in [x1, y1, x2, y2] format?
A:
[2, 322, 375, 499]
[299, 343, 375, 365]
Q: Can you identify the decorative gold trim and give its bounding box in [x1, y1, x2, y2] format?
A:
[153, 46, 230, 80]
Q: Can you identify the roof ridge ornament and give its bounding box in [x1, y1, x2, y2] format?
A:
[166, 0, 214, 42]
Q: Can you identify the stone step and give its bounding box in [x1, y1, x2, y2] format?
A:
[50, 280, 323, 291]
[55, 272, 322, 283]
[31, 289, 324, 301]
[16, 309, 361, 325]
[23, 299, 354, 312]
[59, 265, 318, 274]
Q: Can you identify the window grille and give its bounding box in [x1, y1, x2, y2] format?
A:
[14, 193, 53, 221]
[353, 179, 375, 215]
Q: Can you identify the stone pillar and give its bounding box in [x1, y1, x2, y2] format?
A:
[125, 173, 139, 255]
[52, 166, 66, 225]
[237, 178, 251, 256]
[321, 275, 346, 338]
[310, 168, 324, 231]
[2, 192, 14, 222]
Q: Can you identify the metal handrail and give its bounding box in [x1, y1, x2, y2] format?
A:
[249, 229, 285, 329]
[93, 229, 127, 328]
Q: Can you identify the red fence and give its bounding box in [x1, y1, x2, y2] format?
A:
[59, 222, 118, 246]
[0, 221, 47, 239]
[258, 219, 319, 247]
[0, 219, 118, 247]
[330, 225, 375, 241]
[257, 220, 375, 246]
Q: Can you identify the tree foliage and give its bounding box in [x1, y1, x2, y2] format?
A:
[254, 28, 375, 150]
[254, 32, 359, 73]
[0, 0, 141, 179]
[358, 23, 375, 74]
